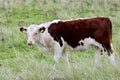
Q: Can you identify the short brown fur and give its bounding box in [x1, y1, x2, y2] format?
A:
[48, 17, 112, 55]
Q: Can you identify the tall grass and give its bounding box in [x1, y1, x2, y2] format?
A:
[0, 0, 120, 80]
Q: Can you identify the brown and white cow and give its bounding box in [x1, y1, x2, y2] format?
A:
[20, 17, 115, 69]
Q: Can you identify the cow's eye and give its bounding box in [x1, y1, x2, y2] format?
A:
[34, 33, 38, 35]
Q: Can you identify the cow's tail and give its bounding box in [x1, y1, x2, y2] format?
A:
[105, 18, 113, 56]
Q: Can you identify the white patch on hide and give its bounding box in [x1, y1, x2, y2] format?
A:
[74, 37, 103, 51]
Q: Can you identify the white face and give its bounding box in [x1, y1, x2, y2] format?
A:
[26, 25, 39, 45]
[20, 24, 46, 45]
[20, 21, 56, 45]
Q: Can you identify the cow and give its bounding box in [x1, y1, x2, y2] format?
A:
[20, 17, 115, 69]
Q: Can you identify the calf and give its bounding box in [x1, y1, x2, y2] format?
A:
[20, 17, 115, 68]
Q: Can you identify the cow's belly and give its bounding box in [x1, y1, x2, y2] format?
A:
[66, 44, 92, 51]
[74, 43, 92, 51]
[67, 37, 102, 51]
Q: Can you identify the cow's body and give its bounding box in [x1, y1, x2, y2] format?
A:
[20, 17, 115, 69]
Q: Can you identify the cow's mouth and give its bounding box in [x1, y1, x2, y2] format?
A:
[28, 43, 34, 45]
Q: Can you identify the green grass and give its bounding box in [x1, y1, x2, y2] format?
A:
[0, 0, 120, 80]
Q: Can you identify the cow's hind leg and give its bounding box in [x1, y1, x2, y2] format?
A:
[92, 41, 104, 69]
[107, 44, 116, 66]
[94, 49, 102, 69]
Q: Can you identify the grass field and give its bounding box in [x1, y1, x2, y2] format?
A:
[0, 0, 120, 80]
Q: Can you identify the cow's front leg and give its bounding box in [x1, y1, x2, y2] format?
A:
[62, 51, 70, 69]
[53, 41, 64, 69]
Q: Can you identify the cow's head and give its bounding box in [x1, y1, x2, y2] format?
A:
[20, 24, 46, 45]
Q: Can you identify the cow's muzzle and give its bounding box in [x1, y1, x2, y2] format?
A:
[27, 40, 35, 45]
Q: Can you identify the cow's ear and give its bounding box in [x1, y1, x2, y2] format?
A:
[39, 27, 45, 33]
[20, 27, 27, 33]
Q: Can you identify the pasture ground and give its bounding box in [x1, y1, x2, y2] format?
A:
[0, 0, 120, 80]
